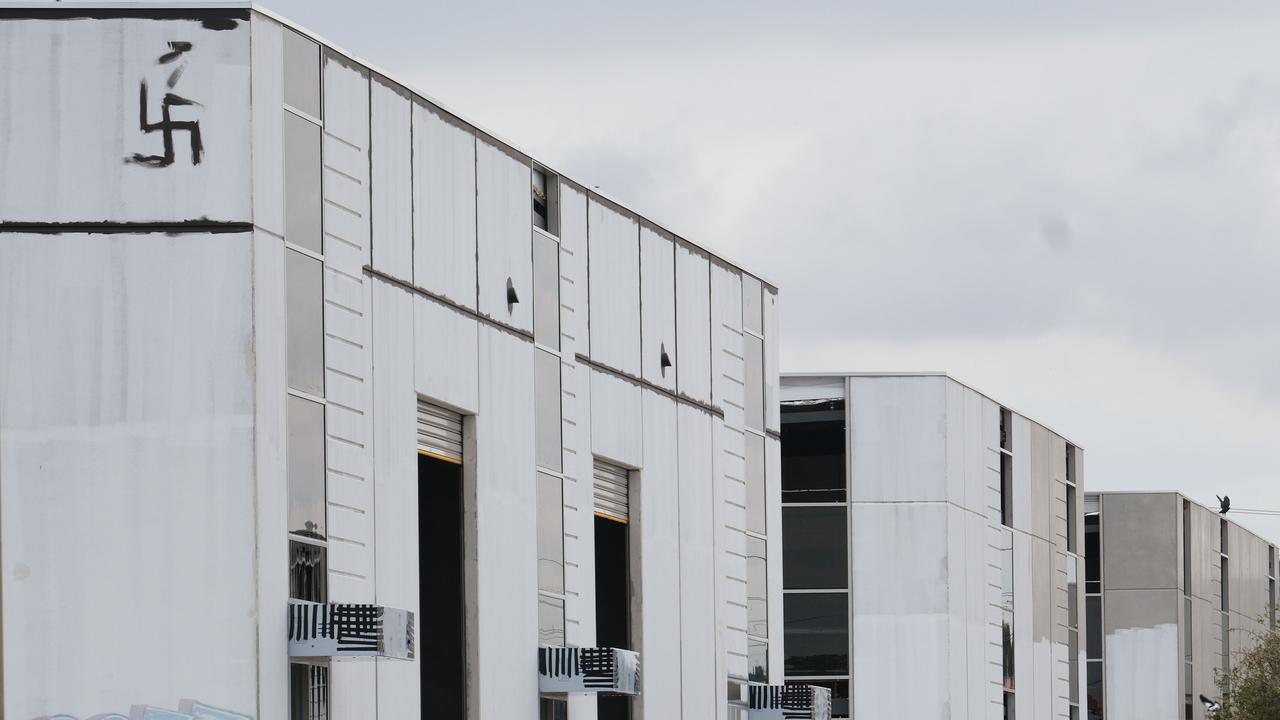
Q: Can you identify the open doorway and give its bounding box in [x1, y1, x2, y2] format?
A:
[420, 453, 465, 719]
[595, 514, 631, 720]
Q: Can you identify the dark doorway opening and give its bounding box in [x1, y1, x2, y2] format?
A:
[420, 454, 464, 719]
[595, 515, 631, 720]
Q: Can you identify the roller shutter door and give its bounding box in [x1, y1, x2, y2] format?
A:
[593, 459, 630, 523]
[417, 400, 463, 463]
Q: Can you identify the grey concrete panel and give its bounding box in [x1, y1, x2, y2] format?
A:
[1030, 424, 1053, 542]
[1033, 537, 1054, 643]
[1102, 493, 1180, 592]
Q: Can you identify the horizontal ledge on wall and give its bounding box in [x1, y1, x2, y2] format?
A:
[574, 353, 725, 420]
[0, 221, 254, 235]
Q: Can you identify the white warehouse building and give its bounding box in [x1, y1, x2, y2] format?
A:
[0, 5, 798, 720]
[779, 373, 1086, 720]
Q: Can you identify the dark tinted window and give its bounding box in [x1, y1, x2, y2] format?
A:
[283, 30, 321, 118]
[287, 395, 326, 539]
[743, 334, 764, 431]
[748, 637, 767, 683]
[784, 592, 848, 676]
[286, 249, 324, 396]
[284, 112, 322, 253]
[1086, 596, 1102, 659]
[534, 349, 562, 471]
[745, 433, 766, 535]
[747, 535, 768, 638]
[533, 232, 560, 348]
[781, 400, 846, 503]
[1085, 514, 1101, 591]
[1087, 662, 1103, 720]
[783, 506, 848, 589]
[289, 541, 326, 602]
[537, 471, 564, 593]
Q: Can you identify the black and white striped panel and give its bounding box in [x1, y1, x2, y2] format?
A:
[538, 646, 640, 695]
[417, 400, 463, 462]
[288, 602, 415, 659]
[747, 684, 827, 720]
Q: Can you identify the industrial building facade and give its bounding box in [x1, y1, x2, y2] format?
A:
[780, 373, 1086, 720]
[1085, 492, 1277, 720]
[0, 5, 787, 720]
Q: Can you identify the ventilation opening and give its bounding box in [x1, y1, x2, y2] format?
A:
[421, 454, 465, 719]
[596, 514, 632, 720]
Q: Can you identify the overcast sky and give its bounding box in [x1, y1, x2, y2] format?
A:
[260, 1, 1280, 538]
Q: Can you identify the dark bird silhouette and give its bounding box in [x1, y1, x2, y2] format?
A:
[1217, 495, 1231, 515]
[1200, 693, 1221, 713]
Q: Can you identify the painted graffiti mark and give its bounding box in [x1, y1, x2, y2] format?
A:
[126, 41, 204, 168]
[32, 698, 252, 720]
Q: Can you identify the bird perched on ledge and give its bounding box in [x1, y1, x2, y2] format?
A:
[1217, 495, 1231, 515]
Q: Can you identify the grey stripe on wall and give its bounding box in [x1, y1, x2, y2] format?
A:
[417, 400, 463, 462]
[593, 460, 629, 523]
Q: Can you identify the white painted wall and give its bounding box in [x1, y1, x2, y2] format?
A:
[710, 261, 748, 691]
[588, 200, 641, 377]
[473, 326, 538, 720]
[476, 140, 533, 332]
[675, 244, 712, 404]
[0, 17, 251, 224]
[413, 296, 480, 415]
[0, 232, 258, 719]
[848, 375, 947, 503]
[320, 51, 379, 718]
[370, 79, 413, 279]
[852, 502, 951, 718]
[678, 404, 718, 719]
[636, 391, 683, 720]
[371, 280, 419, 717]
[639, 227, 677, 392]
[413, 103, 477, 308]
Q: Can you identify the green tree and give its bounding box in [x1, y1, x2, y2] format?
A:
[1213, 626, 1280, 719]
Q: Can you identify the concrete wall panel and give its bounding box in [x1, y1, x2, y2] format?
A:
[252, 231, 289, 719]
[640, 227, 677, 391]
[675, 244, 712, 404]
[589, 369, 642, 469]
[0, 17, 251, 223]
[1102, 493, 1179, 592]
[1103, 589, 1180, 720]
[852, 502, 950, 718]
[413, 296, 479, 415]
[473, 326, 538, 720]
[678, 405, 718, 719]
[371, 79, 413, 279]
[250, 15, 285, 237]
[636, 391, 682, 720]
[1011, 414, 1033, 535]
[765, 435, 785, 680]
[763, 288, 780, 433]
[0, 232, 257, 718]
[588, 200, 641, 375]
[848, 376, 947, 503]
[476, 139, 532, 331]
[413, 104, 477, 308]
[372, 279, 419, 716]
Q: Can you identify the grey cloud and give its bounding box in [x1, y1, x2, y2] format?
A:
[231, 0, 1280, 531]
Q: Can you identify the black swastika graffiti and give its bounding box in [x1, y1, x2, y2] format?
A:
[127, 41, 204, 168]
